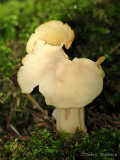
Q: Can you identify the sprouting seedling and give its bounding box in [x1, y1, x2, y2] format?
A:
[17, 20, 105, 133]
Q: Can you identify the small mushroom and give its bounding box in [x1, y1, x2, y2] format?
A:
[17, 20, 105, 133]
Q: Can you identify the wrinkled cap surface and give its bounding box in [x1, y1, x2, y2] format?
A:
[26, 20, 75, 54]
[18, 39, 105, 108]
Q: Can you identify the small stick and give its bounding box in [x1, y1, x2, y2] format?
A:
[26, 94, 46, 115]
[110, 43, 120, 54]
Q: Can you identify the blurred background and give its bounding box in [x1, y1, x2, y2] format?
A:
[0, 0, 120, 136]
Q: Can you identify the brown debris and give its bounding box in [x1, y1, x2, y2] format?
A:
[22, 107, 56, 132]
[22, 105, 120, 135]
[1, 105, 120, 143]
[86, 106, 120, 132]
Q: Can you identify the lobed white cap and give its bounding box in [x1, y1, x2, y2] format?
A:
[18, 20, 105, 109]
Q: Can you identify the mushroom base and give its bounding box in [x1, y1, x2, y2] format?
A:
[52, 107, 87, 133]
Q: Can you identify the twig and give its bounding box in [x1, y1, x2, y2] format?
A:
[110, 43, 120, 54]
[26, 94, 46, 115]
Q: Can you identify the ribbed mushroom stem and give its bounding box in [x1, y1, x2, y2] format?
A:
[52, 107, 87, 133]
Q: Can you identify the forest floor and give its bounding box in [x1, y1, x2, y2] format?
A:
[0, 0, 120, 159]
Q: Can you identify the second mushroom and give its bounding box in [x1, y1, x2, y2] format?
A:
[17, 20, 105, 133]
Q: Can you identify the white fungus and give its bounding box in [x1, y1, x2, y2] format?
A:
[17, 20, 105, 133]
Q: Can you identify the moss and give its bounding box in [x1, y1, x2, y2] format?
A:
[0, 128, 120, 160]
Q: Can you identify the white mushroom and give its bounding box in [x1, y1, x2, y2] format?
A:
[17, 20, 105, 133]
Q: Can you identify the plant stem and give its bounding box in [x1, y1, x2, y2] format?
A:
[26, 94, 46, 115]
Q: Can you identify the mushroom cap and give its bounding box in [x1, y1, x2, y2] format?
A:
[18, 40, 105, 108]
[26, 20, 75, 54]
[18, 40, 68, 93]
